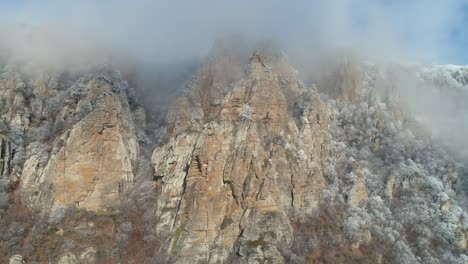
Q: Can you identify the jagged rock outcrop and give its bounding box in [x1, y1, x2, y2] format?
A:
[17, 74, 139, 212]
[0, 137, 13, 179]
[346, 160, 368, 207]
[152, 50, 332, 263]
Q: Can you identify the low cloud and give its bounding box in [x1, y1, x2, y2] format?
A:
[1, 0, 467, 65]
[1, 0, 467, 162]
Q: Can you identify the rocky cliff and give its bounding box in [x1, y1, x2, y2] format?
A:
[0, 48, 467, 264]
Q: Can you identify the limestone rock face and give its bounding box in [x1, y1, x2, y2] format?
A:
[0, 67, 139, 212]
[18, 76, 138, 212]
[347, 161, 368, 207]
[8, 255, 25, 264]
[0, 137, 13, 179]
[57, 252, 78, 264]
[79, 247, 97, 263]
[152, 51, 332, 263]
[385, 175, 396, 200]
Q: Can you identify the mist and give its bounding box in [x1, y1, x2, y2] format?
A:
[1, 0, 468, 162]
[1, 0, 467, 65]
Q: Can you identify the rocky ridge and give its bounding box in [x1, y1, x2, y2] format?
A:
[0, 48, 467, 263]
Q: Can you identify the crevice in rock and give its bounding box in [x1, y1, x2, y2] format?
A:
[254, 178, 266, 203]
[0, 139, 5, 177]
[172, 149, 194, 229]
[195, 155, 202, 173]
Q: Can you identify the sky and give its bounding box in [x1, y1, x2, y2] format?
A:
[0, 0, 468, 64]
